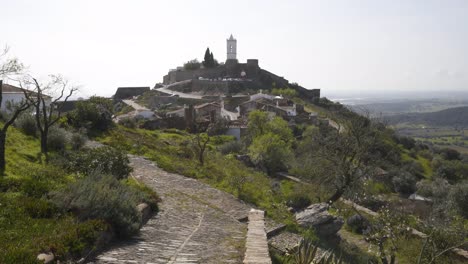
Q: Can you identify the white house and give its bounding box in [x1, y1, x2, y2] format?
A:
[1, 83, 52, 111]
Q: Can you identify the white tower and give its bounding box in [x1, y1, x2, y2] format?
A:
[226, 34, 237, 60]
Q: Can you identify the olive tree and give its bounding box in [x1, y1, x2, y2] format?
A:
[23, 75, 77, 159]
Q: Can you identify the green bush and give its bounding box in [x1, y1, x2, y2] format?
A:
[22, 197, 58, 218]
[66, 146, 132, 179]
[15, 113, 37, 137]
[448, 181, 468, 218]
[51, 173, 145, 237]
[219, 140, 243, 155]
[70, 131, 88, 150]
[392, 171, 417, 194]
[67, 96, 114, 133]
[47, 126, 67, 152]
[285, 191, 311, 211]
[118, 117, 137, 129]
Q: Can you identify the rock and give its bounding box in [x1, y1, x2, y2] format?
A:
[295, 203, 344, 237]
[37, 253, 54, 263]
[137, 203, 152, 224]
[346, 214, 369, 234]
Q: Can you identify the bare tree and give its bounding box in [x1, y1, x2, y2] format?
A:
[23, 75, 77, 159]
[0, 47, 29, 174]
[192, 133, 210, 166]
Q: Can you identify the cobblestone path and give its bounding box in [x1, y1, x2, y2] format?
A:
[91, 156, 250, 264]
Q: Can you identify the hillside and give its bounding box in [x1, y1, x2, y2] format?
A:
[386, 106, 468, 127]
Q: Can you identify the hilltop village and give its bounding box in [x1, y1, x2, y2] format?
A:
[2, 35, 467, 264]
[112, 35, 322, 137]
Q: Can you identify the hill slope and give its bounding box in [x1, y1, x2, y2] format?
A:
[387, 106, 468, 127]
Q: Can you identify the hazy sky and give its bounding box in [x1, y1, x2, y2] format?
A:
[1, 0, 467, 98]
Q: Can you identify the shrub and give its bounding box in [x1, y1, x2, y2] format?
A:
[118, 117, 137, 129]
[21, 197, 58, 218]
[346, 214, 369, 234]
[15, 113, 37, 137]
[392, 171, 417, 194]
[219, 140, 243, 155]
[50, 173, 145, 237]
[67, 96, 113, 133]
[65, 146, 132, 179]
[248, 133, 292, 174]
[70, 131, 88, 150]
[285, 191, 311, 211]
[448, 181, 468, 218]
[183, 59, 201, 70]
[47, 126, 67, 152]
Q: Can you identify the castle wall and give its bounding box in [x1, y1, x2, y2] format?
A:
[164, 67, 226, 84]
[192, 80, 229, 94]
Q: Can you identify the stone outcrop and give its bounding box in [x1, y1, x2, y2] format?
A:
[295, 203, 344, 237]
[37, 253, 54, 263]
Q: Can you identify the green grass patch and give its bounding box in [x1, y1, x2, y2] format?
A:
[98, 126, 296, 226]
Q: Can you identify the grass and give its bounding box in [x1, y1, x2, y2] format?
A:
[0, 126, 108, 263]
[98, 126, 298, 226]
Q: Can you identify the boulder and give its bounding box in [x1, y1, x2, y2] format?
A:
[37, 253, 54, 263]
[295, 203, 344, 237]
[137, 203, 152, 224]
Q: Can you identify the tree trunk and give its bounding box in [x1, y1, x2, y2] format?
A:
[0, 131, 6, 175]
[40, 129, 49, 161]
[327, 187, 345, 204]
[199, 150, 204, 166]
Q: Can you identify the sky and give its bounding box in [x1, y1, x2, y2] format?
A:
[1, 0, 468, 99]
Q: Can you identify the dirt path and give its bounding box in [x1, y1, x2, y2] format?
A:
[90, 156, 250, 264]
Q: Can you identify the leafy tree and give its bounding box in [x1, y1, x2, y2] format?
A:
[246, 110, 269, 139]
[67, 96, 113, 133]
[202, 48, 217, 68]
[248, 132, 292, 173]
[298, 115, 382, 204]
[183, 59, 201, 70]
[203, 47, 211, 67]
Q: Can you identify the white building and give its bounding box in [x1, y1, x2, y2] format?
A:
[1, 83, 51, 111]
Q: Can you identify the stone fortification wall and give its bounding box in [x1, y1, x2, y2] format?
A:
[163, 67, 226, 84]
[192, 80, 229, 94]
[146, 96, 179, 109]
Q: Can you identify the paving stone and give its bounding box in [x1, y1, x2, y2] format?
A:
[90, 156, 249, 263]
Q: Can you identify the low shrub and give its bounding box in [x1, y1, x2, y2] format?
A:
[22, 197, 58, 218]
[219, 140, 243, 155]
[392, 171, 417, 194]
[65, 146, 132, 179]
[47, 126, 67, 152]
[448, 181, 468, 218]
[70, 131, 88, 150]
[15, 113, 37, 137]
[51, 173, 145, 237]
[118, 117, 137, 129]
[285, 191, 311, 211]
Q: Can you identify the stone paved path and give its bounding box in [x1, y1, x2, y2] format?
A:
[243, 210, 271, 264]
[91, 156, 251, 264]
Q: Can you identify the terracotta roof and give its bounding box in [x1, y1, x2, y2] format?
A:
[1, 83, 24, 93]
[1, 83, 52, 98]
